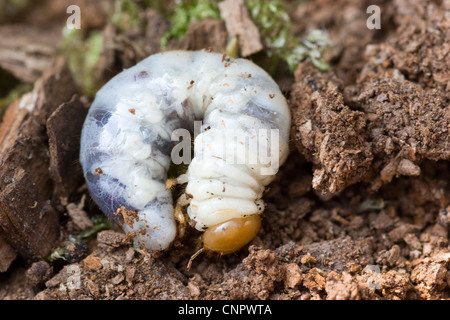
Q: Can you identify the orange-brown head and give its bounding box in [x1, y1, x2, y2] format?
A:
[186, 215, 261, 270]
[202, 215, 261, 254]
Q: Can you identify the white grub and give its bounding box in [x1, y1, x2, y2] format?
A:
[80, 51, 290, 250]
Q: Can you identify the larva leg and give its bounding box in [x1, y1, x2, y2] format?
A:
[166, 173, 191, 238]
[165, 178, 178, 190]
[165, 173, 189, 190]
[174, 193, 191, 238]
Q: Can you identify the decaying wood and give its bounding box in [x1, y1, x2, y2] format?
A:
[0, 98, 30, 155]
[218, 0, 263, 57]
[47, 95, 89, 203]
[0, 57, 77, 262]
[0, 233, 16, 272]
[0, 168, 60, 260]
[0, 25, 58, 83]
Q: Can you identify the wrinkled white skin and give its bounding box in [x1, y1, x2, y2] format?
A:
[80, 51, 290, 250]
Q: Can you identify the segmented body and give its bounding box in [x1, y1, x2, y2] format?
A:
[80, 51, 290, 251]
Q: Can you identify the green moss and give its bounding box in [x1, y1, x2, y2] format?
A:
[245, 0, 331, 73]
[160, 0, 221, 50]
[49, 215, 113, 262]
[78, 215, 114, 239]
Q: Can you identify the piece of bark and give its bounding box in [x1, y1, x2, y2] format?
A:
[0, 25, 58, 83]
[0, 97, 32, 155]
[218, 0, 263, 57]
[0, 233, 17, 272]
[0, 168, 59, 260]
[31, 57, 77, 126]
[0, 57, 77, 261]
[47, 95, 89, 202]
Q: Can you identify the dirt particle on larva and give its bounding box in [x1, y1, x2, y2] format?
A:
[123, 231, 137, 243]
[114, 206, 139, 228]
[94, 167, 103, 175]
[221, 53, 231, 63]
[134, 70, 149, 81]
[128, 108, 135, 115]
[269, 93, 276, 99]
[187, 80, 195, 90]
[223, 83, 230, 87]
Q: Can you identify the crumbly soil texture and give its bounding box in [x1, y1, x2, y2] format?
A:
[0, 0, 449, 300]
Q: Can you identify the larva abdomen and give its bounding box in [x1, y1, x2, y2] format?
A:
[80, 51, 290, 252]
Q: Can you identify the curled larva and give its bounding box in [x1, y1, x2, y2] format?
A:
[80, 50, 290, 258]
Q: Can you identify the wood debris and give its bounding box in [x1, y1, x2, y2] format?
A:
[218, 0, 263, 57]
[0, 57, 78, 262]
[0, 25, 58, 83]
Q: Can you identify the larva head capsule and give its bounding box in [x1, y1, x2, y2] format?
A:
[187, 215, 261, 270]
[201, 215, 262, 255]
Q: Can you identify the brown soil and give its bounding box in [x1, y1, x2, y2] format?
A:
[0, 0, 449, 300]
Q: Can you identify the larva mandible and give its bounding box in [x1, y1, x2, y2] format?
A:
[80, 50, 290, 258]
